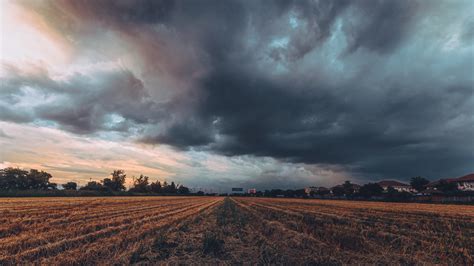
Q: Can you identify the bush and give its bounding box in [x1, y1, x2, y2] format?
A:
[62, 182, 77, 190]
[359, 183, 384, 198]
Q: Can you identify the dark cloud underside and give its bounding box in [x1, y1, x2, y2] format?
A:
[2, 0, 473, 180]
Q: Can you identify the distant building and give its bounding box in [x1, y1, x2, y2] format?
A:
[452, 173, 474, 191]
[427, 173, 474, 191]
[377, 180, 415, 193]
[248, 188, 257, 194]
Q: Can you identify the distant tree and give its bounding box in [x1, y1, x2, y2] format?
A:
[62, 182, 77, 190]
[27, 169, 54, 189]
[103, 170, 126, 191]
[284, 189, 296, 197]
[48, 183, 58, 190]
[80, 181, 103, 191]
[316, 188, 330, 196]
[11, 168, 30, 189]
[177, 185, 190, 194]
[102, 178, 114, 191]
[162, 181, 169, 193]
[0, 168, 28, 190]
[169, 181, 177, 193]
[294, 189, 306, 198]
[265, 189, 284, 197]
[0, 168, 55, 190]
[386, 188, 412, 201]
[160, 181, 178, 194]
[150, 181, 162, 193]
[196, 191, 205, 196]
[397, 191, 413, 201]
[343, 181, 355, 196]
[358, 183, 384, 198]
[159, 181, 167, 193]
[410, 176, 430, 192]
[436, 180, 458, 193]
[130, 175, 150, 193]
[332, 186, 345, 197]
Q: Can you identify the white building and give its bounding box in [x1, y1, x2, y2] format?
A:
[427, 173, 474, 192]
[453, 174, 474, 191]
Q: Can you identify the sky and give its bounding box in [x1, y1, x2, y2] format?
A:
[0, 0, 473, 191]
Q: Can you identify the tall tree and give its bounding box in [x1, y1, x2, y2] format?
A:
[62, 182, 77, 190]
[169, 181, 177, 193]
[177, 185, 190, 194]
[0, 168, 28, 190]
[150, 181, 162, 193]
[27, 169, 54, 189]
[332, 186, 345, 197]
[359, 183, 384, 198]
[410, 176, 430, 192]
[103, 170, 127, 191]
[130, 175, 149, 193]
[0, 168, 54, 190]
[436, 180, 458, 193]
[80, 181, 103, 191]
[342, 181, 355, 196]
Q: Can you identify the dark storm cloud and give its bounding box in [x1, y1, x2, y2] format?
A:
[4, 0, 474, 180]
[64, 0, 175, 26]
[1, 64, 167, 134]
[141, 117, 216, 148]
[462, 18, 474, 43]
[200, 65, 473, 179]
[343, 0, 420, 54]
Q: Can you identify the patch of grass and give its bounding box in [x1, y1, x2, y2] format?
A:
[178, 222, 189, 232]
[5, 223, 24, 237]
[129, 246, 146, 264]
[216, 197, 247, 227]
[202, 232, 224, 256]
[152, 232, 178, 259]
[153, 233, 168, 249]
[259, 246, 283, 264]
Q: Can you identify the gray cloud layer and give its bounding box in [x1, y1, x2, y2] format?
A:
[2, 0, 473, 180]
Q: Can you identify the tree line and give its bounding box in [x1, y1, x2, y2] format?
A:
[233, 177, 465, 201]
[0, 168, 190, 194]
[1, 167, 464, 199]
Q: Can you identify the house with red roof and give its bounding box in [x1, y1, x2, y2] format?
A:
[452, 173, 474, 191]
[377, 180, 416, 193]
[426, 173, 474, 192]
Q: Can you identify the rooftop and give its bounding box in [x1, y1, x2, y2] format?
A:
[456, 173, 474, 182]
[377, 180, 410, 187]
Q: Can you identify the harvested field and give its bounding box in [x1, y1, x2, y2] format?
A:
[0, 197, 473, 264]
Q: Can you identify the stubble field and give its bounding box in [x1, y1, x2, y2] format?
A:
[0, 196, 473, 265]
